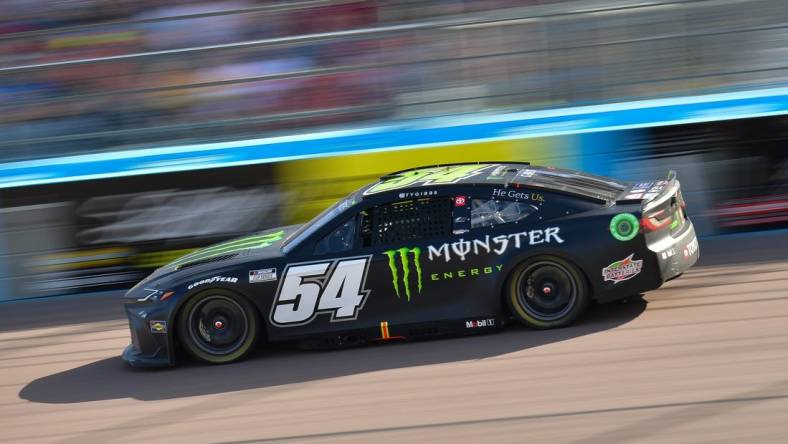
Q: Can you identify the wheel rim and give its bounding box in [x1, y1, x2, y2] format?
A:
[187, 295, 249, 356]
[515, 261, 577, 321]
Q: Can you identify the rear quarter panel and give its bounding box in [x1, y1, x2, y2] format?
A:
[490, 206, 661, 304]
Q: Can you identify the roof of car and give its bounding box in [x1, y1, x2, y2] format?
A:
[360, 162, 629, 203]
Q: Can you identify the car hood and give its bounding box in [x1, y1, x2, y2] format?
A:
[131, 225, 300, 289]
[169, 225, 302, 270]
[126, 226, 298, 298]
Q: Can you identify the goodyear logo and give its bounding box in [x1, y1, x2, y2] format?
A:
[383, 247, 423, 301]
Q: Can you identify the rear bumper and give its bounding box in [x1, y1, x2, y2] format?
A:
[595, 220, 699, 304]
[650, 221, 699, 282]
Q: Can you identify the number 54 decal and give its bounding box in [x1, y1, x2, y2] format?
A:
[270, 256, 372, 326]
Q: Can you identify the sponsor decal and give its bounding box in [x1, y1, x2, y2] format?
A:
[516, 169, 536, 179]
[602, 254, 643, 283]
[684, 237, 699, 258]
[454, 195, 467, 207]
[171, 230, 284, 267]
[466, 318, 496, 329]
[431, 264, 503, 281]
[249, 268, 277, 283]
[382, 227, 562, 300]
[384, 247, 423, 301]
[624, 193, 644, 200]
[427, 227, 564, 262]
[660, 248, 676, 260]
[485, 165, 509, 179]
[149, 320, 167, 333]
[365, 164, 494, 194]
[492, 188, 544, 202]
[398, 190, 438, 199]
[270, 256, 371, 326]
[187, 276, 238, 290]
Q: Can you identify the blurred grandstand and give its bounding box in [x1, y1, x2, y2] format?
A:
[1, 0, 787, 299]
[2, 0, 788, 159]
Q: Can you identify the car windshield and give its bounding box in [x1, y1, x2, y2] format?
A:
[282, 194, 358, 252]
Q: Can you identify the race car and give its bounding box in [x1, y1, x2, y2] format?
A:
[122, 162, 699, 367]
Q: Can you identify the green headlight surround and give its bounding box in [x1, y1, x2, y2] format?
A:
[610, 213, 640, 241]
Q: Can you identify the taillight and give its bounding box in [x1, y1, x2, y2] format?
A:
[642, 208, 673, 232]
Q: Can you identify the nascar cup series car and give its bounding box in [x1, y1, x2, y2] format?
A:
[122, 162, 699, 366]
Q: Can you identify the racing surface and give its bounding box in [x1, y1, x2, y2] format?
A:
[1, 231, 787, 443]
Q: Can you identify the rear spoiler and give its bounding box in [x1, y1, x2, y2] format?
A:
[615, 170, 679, 210]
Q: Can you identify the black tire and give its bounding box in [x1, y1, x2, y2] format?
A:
[177, 289, 259, 364]
[506, 256, 589, 329]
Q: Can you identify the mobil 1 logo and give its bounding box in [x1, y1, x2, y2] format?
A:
[270, 256, 372, 327]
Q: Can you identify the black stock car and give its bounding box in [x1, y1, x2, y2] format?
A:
[122, 162, 699, 366]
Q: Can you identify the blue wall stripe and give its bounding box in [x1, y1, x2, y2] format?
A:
[1, 86, 788, 188]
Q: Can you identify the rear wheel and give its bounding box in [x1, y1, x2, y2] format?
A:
[506, 256, 589, 329]
[178, 289, 259, 364]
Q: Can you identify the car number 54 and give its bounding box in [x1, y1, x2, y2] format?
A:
[270, 256, 372, 326]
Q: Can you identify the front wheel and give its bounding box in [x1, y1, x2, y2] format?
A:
[178, 289, 259, 364]
[506, 256, 589, 329]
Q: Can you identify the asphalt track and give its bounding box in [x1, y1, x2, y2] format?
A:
[1, 230, 787, 443]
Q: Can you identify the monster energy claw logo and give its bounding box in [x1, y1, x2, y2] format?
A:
[171, 230, 285, 267]
[384, 247, 423, 301]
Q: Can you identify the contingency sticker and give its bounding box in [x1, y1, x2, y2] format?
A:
[249, 268, 277, 283]
[602, 254, 643, 283]
[149, 320, 167, 334]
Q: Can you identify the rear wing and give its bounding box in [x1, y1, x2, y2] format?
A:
[643, 170, 680, 213]
[615, 170, 680, 210]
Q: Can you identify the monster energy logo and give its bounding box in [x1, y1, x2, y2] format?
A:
[384, 247, 423, 301]
[170, 230, 285, 267]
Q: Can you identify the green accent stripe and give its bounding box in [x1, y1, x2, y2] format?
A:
[173, 236, 268, 263]
[171, 230, 284, 266]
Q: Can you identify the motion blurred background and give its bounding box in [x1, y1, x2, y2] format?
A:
[0, 0, 786, 300]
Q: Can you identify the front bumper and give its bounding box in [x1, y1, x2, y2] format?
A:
[121, 302, 176, 367]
